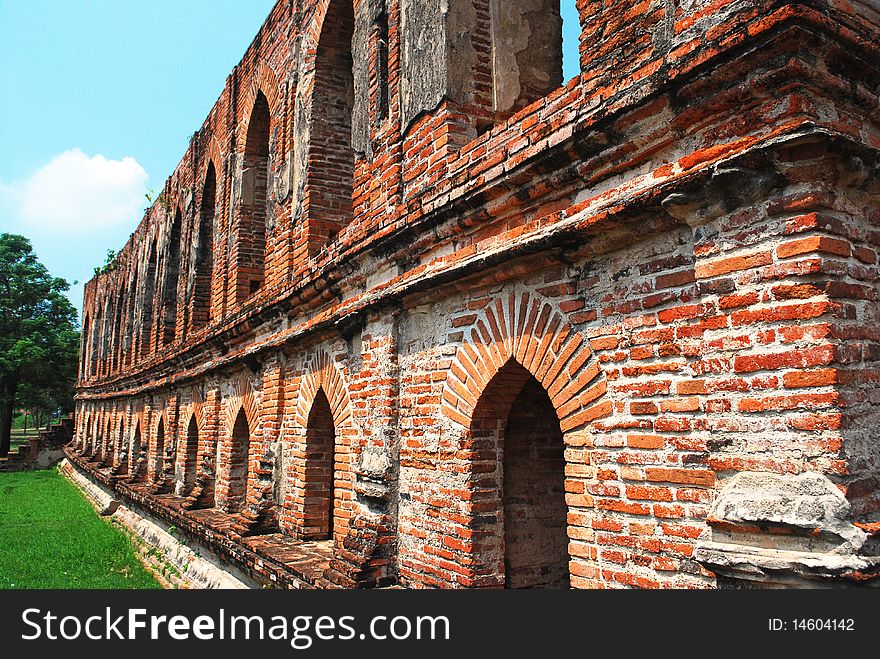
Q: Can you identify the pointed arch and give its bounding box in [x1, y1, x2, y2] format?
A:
[222, 376, 260, 436]
[182, 413, 201, 495]
[441, 291, 610, 434]
[435, 290, 610, 589]
[162, 208, 183, 345]
[89, 304, 103, 377]
[193, 162, 217, 330]
[125, 255, 140, 365]
[129, 416, 145, 482]
[227, 407, 252, 513]
[101, 296, 112, 375]
[140, 237, 158, 358]
[234, 91, 271, 301]
[115, 414, 128, 474]
[301, 388, 338, 540]
[295, 352, 353, 431]
[103, 413, 113, 462]
[238, 60, 284, 138]
[471, 359, 570, 588]
[80, 313, 90, 378]
[110, 286, 124, 372]
[306, 0, 355, 252]
[154, 415, 166, 483]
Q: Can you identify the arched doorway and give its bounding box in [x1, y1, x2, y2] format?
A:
[303, 389, 336, 540]
[471, 359, 570, 589]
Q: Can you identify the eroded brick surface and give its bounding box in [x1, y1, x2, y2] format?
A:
[72, 0, 880, 588]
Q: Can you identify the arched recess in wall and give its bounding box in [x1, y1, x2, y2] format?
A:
[236, 92, 270, 302]
[293, 352, 354, 541]
[183, 414, 200, 495]
[103, 415, 113, 462]
[89, 305, 102, 377]
[154, 416, 166, 484]
[111, 290, 124, 372]
[92, 412, 102, 458]
[130, 420, 145, 482]
[193, 162, 216, 329]
[162, 209, 182, 346]
[228, 408, 252, 513]
[303, 389, 337, 540]
[140, 239, 158, 358]
[124, 264, 139, 366]
[115, 418, 127, 474]
[307, 0, 355, 252]
[440, 291, 610, 588]
[100, 297, 112, 376]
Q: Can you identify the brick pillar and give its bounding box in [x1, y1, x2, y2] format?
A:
[326, 314, 399, 588]
[241, 356, 285, 534]
[183, 385, 221, 510]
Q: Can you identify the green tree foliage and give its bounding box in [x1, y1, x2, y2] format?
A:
[0, 234, 80, 457]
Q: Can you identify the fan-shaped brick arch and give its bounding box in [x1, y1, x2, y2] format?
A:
[441, 291, 610, 433]
[281, 350, 355, 540]
[181, 385, 206, 431]
[223, 376, 260, 434]
[237, 60, 284, 152]
[201, 137, 224, 189]
[295, 352, 353, 431]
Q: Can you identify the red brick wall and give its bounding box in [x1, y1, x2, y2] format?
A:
[75, 0, 880, 588]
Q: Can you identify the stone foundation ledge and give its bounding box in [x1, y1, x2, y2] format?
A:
[694, 543, 880, 588]
[62, 449, 336, 589]
[695, 471, 880, 589]
[61, 458, 253, 589]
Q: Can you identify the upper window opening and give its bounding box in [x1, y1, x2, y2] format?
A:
[308, 0, 355, 254]
[237, 91, 270, 301]
[193, 163, 216, 329]
[141, 239, 157, 358]
[162, 209, 182, 346]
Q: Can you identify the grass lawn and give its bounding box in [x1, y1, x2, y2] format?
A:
[0, 469, 161, 589]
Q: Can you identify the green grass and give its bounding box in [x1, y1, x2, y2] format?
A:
[0, 469, 162, 589]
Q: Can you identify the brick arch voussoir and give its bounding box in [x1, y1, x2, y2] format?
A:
[130, 406, 144, 446]
[223, 376, 260, 436]
[441, 291, 610, 435]
[237, 60, 283, 152]
[303, 0, 339, 56]
[198, 138, 224, 204]
[152, 405, 171, 443]
[295, 351, 353, 431]
[181, 386, 206, 434]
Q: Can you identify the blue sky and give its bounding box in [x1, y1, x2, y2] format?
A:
[0, 1, 581, 318]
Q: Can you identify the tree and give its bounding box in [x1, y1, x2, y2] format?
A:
[0, 234, 79, 457]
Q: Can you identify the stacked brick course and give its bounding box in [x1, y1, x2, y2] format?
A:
[71, 0, 880, 588]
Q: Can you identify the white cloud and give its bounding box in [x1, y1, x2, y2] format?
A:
[5, 149, 147, 232]
[0, 149, 149, 316]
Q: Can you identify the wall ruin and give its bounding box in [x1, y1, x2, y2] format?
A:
[71, 0, 880, 589]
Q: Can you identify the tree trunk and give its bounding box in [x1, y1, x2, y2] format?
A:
[0, 378, 18, 458]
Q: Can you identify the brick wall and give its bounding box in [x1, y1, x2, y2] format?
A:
[73, 0, 880, 588]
